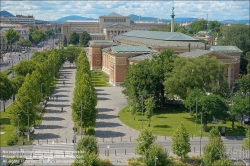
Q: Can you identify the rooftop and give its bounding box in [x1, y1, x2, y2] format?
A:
[122, 30, 199, 41]
[112, 45, 150, 53]
[88, 40, 117, 46]
[210, 46, 242, 52]
[179, 49, 211, 58]
[65, 20, 98, 23]
[128, 53, 159, 62]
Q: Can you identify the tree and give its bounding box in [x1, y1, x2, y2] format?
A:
[0, 73, 15, 112]
[135, 128, 156, 156]
[14, 60, 36, 76]
[242, 128, 250, 150]
[76, 135, 98, 155]
[10, 75, 25, 95]
[145, 144, 168, 166]
[188, 20, 207, 34]
[80, 31, 91, 46]
[145, 97, 155, 127]
[4, 28, 20, 49]
[44, 29, 54, 39]
[203, 127, 226, 166]
[20, 40, 32, 48]
[63, 35, 67, 47]
[122, 50, 176, 108]
[164, 55, 226, 100]
[184, 88, 205, 115]
[69, 32, 79, 45]
[30, 29, 45, 44]
[199, 94, 228, 131]
[172, 123, 191, 160]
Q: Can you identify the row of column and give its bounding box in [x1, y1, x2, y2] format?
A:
[107, 30, 128, 40]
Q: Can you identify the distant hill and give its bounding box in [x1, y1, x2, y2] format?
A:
[56, 15, 97, 22]
[0, 10, 14, 17]
[129, 14, 198, 23]
[219, 19, 250, 24]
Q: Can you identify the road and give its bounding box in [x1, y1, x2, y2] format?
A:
[0, 138, 247, 165]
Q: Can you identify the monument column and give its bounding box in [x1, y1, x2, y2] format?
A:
[170, 7, 175, 32]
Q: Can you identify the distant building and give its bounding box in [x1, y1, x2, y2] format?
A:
[0, 14, 35, 25]
[61, 12, 166, 41]
[0, 27, 29, 51]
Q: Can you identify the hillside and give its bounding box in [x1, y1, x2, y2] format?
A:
[0, 10, 14, 17]
[56, 15, 97, 22]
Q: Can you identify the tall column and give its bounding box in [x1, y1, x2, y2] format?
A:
[228, 65, 231, 88]
[170, 7, 175, 32]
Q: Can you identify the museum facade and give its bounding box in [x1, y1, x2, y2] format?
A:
[61, 12, 166, 41]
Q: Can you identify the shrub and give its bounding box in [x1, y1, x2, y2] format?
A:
[7, 129, 18, 146]
[7, 157, 25, 166]
[86, 126, 95, 135]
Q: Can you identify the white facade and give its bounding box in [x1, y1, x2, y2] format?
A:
[0, 28, 29, 51]
[0, 15, 35, 25]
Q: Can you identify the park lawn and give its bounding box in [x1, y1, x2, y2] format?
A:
[118, 105, 247, 137]
[91, 70, 109, 87]
[0, 105, 16, 146]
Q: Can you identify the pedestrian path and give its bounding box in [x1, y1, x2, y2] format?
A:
[33, 62, 76, 144]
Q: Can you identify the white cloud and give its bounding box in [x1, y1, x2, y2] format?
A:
[1, 1, 249, 21]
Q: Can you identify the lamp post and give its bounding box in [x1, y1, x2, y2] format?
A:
[40, 83, 44, 102]
[18, 114, 20, 157]
[48, 72, 51, 97]
[195, 98, 198, 134]
[80, 102, 83, 139]
[154, 156, 158, 166]
[200, 112, 203, 157]
[27, 102, 32, 141]
[141, 95, 144, 130]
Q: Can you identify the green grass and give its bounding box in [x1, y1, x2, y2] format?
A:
[118, 105, 247, 137]
[91, 70, 109, 87]
[0, 105, 16, 146]
[0, 77, 59, 146]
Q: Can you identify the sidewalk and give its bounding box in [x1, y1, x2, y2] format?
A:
[33, 62, 76, 144]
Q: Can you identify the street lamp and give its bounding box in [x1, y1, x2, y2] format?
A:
[27, 102, 32, 141]
[80, 102, 83, 139]
[200, 112, 203, 157]
[154, 156, 158, 166]
[195, 98, 198, 134]
[141, 95, 144, 130]
[17, 114, 20, 157]
[40, 83, 44, 102]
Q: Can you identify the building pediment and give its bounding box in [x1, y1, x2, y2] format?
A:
[104, 23, 131, 29]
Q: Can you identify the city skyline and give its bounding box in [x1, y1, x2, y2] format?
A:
[1, 1, 249, 21]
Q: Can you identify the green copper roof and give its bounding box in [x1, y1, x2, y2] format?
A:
[210, 46, 242, 52]
[122, 30, 199, 41]
[112, 45, 150, 53]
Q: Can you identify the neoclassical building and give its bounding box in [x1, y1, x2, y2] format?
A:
[88, 30, 242, 88]
[61, 12, 166, 41]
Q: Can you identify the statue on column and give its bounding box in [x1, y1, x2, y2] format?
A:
[172, 7, 175, 15]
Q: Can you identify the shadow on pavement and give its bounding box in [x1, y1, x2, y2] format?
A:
[35, 133, 61, 139]
[97, 114, 117, 119]
[96, 93, 110, 96]
[98, 97, 110, 100]
[95, 89, 104, 92]
[43, 117, 65, 121]
[46, 104, 70, 108]
[95, 130, 126, 138]
[95, 121, 122, 128]
[39, 124, 65, 129]
[98, 108, 114, 113]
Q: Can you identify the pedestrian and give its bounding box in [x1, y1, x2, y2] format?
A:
[56, 95, 58, 100]
[61, 107, 63, 112]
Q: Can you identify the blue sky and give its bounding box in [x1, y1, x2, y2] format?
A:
[1, 1, 249, 21]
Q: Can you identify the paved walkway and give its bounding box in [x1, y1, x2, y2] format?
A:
[95, 87, 139, 142]
[33, 62, 76, 144]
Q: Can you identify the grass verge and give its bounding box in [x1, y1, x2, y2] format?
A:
[1, 67, 13, 76]
[118, 105, 247, 137]
[91, 70, 109, 87]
